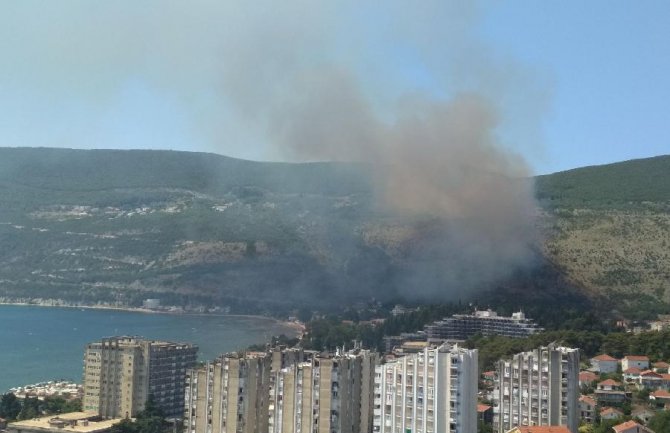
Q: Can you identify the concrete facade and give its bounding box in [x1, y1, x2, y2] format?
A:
[492, 345, 579, 433]
[184, 353, 272, 433]
[373, 344, 479, 433]
[83, 336, 197, 419]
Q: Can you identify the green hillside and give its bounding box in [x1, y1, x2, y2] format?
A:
[536, 155, 670, 209]
[536, 156, 670, 318]
[0, 147, 668, 318]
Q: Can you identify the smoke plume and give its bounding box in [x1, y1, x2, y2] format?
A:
[0, 1, 548, 300]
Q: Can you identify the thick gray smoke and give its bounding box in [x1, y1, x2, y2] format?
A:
[0, 1, 547, 300]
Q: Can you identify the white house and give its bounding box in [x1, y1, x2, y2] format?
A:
[591, 354, 619, 373]
[621, 355, 649, 371]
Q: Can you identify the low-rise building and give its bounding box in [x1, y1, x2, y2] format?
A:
[506, 427, 571, 433]
[623, 367, 642, 382]
[595, 380, 626, 405]
[578, 395, 596, 423]
[652, 361, 669, 373]
[630, 407, 655, 425]
[590, 355, 619, 374]
[599, 407, 623, 421]
[637, 370, 670, 390]
[478, 404, 493, 425]
[612, 420, 655, 433]
[649, 389, 670, 407]
[621, 356, 650, 372]
[579, 371, 598, 388]
[425, 310, 542, 341]
[6, 412, 122, 433]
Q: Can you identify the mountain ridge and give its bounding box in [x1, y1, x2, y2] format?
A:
[0, 147, 668, 318]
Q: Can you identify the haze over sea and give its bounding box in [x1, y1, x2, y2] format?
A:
[0, 305, 294, 392]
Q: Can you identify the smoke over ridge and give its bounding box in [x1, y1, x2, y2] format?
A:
[0, 1, 549, 300]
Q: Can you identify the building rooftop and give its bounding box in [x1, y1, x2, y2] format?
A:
[623, 355, 650, 361]
[8, 412, 122, 433]
[653, 361, 669, 368]
[508, 426, 571, 433]
[598, 379, 621, 386]
[592, 354, 618, 362]
[612, 420, 654, 433]
[579, 395, 597, 406]
[600, 407, 624, 417]
[477, 404, 492, 412]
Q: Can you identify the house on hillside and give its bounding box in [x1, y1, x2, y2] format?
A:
[649, 389, 670, 407]
[652, 361, 669, 373]
[600, 407, 624, 421]
[578, 395, 597, 423]
[623, 367, 642, 382]
[631, 406, 655, 425]
[506, 427, 571, 433]
[612, 420, 655, 433]
[622, 355, 650, 371]
[580, 371, 599, 387]
[591, 354, 619, 373]
[596, 379, 627, 404]
[477, 404, 493, 425]
[638, 370, 670, 390]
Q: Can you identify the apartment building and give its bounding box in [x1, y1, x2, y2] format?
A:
[492, 345, 579, 433]
[425, 310, 542, 341]
[83, 336, 197, 419]
[269, 349, 378, 433]
[184, 352, 272, 433]
[373, 344, 479, 433]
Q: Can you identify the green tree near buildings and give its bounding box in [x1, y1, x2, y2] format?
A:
[0, 393, 21, 420]
[109, 396, 168, 433]
[649, 410, 670, 433]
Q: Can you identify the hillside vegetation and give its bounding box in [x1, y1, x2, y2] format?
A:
[0, 148, 668, 317]
[536, 156, 670, 317]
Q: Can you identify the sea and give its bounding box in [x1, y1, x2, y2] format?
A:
[0, 304, 295, 392]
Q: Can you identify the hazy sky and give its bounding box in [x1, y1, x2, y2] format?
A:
[0, 1, 667, 174]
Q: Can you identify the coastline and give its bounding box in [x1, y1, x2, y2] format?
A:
[0, 301, 305, 337]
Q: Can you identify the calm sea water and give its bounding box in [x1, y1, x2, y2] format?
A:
[0, 305, 293, 392]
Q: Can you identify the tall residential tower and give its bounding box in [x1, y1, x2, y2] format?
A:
[83, 336, 197, 419]
[373, 344, 479, 433]
[492, 345, 579, 433]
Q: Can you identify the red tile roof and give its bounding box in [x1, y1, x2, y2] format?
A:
[598, 379, 621, 386]
[624, 355, 650, 361]
[600, 407, 624, 416]
[592, 354, 618, 361]
[653, 361, 670, 368]
[613, 420, 650, 433]
[640, 370, 662, 378]
[579, 371, 598, 381]
[477, 404, 492, 412]
[623, 367, 642, 374]
[579, 395, 597, 406]
[651, 389, 670, 399]
[513, 427, 571, 433]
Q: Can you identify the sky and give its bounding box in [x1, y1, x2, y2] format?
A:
[0, 1, 668, 175]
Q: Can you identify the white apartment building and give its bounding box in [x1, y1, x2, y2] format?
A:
[373, 344, 479, 433]
[83, 336, 197, 419]
[492, 344, 579, 433]
[269, 349, 378, 433]
[184, 352, 272, 433]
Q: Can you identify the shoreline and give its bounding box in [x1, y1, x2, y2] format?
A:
[0, 301, 305, 337]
